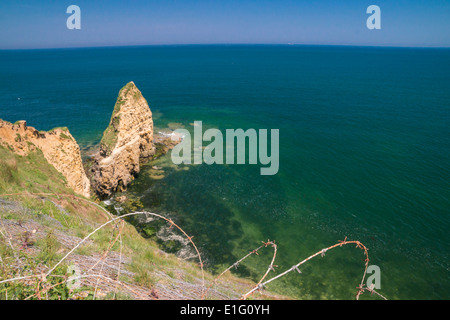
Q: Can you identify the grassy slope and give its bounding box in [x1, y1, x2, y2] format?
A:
[0, 145, 71, 195]
[0, 145, 283, 300]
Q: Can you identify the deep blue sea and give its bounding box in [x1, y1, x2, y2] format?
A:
[0, 45, 448, 299]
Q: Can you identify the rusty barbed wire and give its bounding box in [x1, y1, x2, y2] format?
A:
[240, 237, 387, 300]
[201, 239, 277, 299]
[254, 240, 278, 291]
[0, 193, 387, 300]
[92, 219, 125, 300]
[0, 193, 206, 299]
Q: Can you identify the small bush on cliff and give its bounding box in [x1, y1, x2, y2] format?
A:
[36, 231, 61, 264]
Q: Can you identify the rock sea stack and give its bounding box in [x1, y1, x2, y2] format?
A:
[91, 82, 156, 198]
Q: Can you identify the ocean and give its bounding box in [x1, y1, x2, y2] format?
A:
[0, 45, 448, 299]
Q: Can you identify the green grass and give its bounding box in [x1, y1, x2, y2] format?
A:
[0, 145, 71, 195]
[99, 114, 120, 157]
[59, 132, 71, 140]
[49, 127, 69, 133]
[48, 127, 72, 140]
[36, 230, 61, 264]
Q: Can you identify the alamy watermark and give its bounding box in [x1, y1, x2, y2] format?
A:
[366, 265, 381, 290]
[66, 263, 81, 289]
[66, 5, 81, 30]
[66, 5, 381, 31]
[367, 5, 381, 30]
[170, 121, 279, 175]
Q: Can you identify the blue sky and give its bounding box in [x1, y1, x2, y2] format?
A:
[0, 0, 449, 49]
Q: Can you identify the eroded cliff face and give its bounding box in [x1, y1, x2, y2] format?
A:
[91, 82, 155, 198]
[0, 119, 91, 197]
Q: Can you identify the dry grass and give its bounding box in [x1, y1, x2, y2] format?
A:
[0, 192, 387, 301]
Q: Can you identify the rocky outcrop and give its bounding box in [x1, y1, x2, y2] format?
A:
[0, 82, 179, 199]
[91, 82, 155, 198]
[0, 119, 91, 197]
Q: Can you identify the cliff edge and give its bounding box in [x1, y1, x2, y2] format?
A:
[0, 119, 91, 197]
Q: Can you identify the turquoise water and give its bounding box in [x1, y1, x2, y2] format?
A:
[0, 45, 449, 299]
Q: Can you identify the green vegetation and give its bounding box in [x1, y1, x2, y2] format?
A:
[47, 127, 71, 140]
[59, 132, 71, 140]
[99, 114, 120, 157]
[0, 145, 70, 194]
[36, 231, 61, 264]
[49, 127, 69, 133]
[99, 106, 122, 157]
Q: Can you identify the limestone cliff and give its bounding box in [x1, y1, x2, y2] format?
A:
[0, 119, 91, 197]
[91, 82, 155, 198]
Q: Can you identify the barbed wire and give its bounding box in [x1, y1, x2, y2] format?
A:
[240, 237, 387, 300]
[0, 193, 205, 299]
[0, 193, 387, 300]
[201, 239, 277, 299]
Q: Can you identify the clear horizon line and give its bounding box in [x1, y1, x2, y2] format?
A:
[1, 42, 450, 51]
